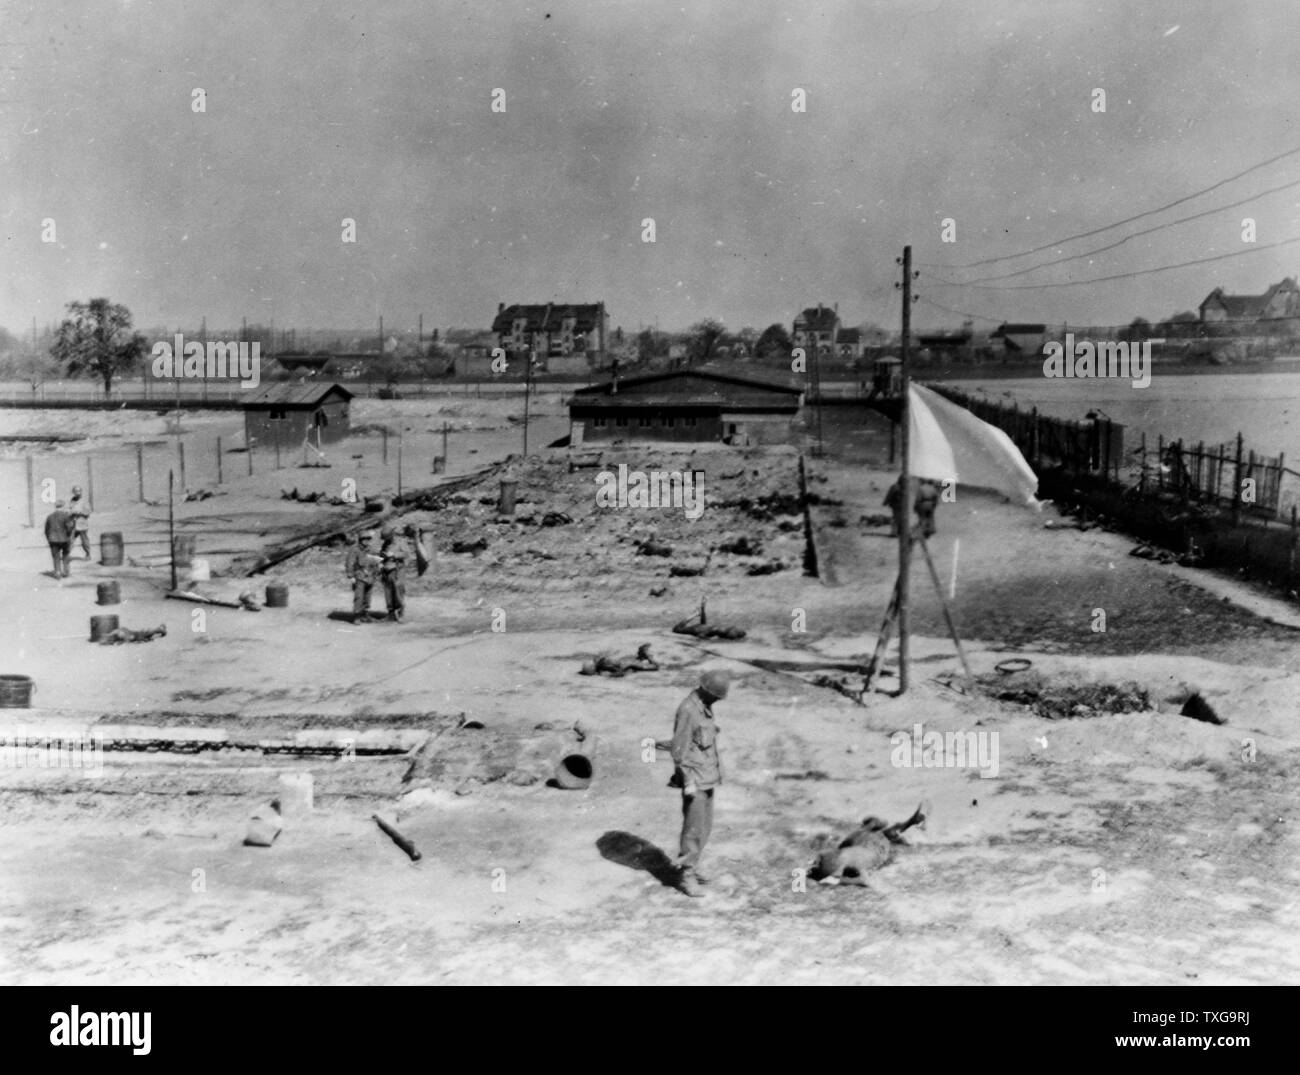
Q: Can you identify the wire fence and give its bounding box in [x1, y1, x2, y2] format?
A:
[929, 384, 1300, 525]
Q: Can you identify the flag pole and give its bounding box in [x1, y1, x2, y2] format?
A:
[897, 245, 913, 695]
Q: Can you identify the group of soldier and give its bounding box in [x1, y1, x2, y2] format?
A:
[344, 524, 409, 623]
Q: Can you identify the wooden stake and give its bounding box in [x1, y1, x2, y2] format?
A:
[897, 244, 913, 695]
[917, 532, 972, 682]
[168, 469, 177, 593]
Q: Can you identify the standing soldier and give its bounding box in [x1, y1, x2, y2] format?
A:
[346, 532, 381, 624]
[379, 523, 407, 622]
[69, 485, 92, 559]
[669, 669, 731, 897]
[915, 478, 940, 539]
[43, 500, 75, 579]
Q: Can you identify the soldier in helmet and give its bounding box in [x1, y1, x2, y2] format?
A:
[346, 531, 382, 624]
[668, 669, 732, 897]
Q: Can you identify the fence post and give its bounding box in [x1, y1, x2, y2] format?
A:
[1178, 440, 1189, 506]
[136, 443, 145, 502]
[25, 455, 34, 527]
[1217, 444, 1226, 504]
[1232, 432, 1244, 526]
[248, 440, 254, 477]
[382, 427, 389, 466]
[1157, 435, 1163, 491]
[217, 436, 223, 484]
[178, 441, 186, 492]
[86, 455, 95, 511]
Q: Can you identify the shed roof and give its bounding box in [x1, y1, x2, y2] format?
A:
[243, 383, 353, 408]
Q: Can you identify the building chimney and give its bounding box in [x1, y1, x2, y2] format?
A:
[611, 357, 619, 394]
[498, 302, 505, 314]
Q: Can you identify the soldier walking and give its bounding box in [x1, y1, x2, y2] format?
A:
[43, 500, 75, 579]
[669, 669, 731, 897]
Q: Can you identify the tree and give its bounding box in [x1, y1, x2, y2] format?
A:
[1120, 317, 1152, 343]
[685, 319, 726, 364]
[755, 323, 793, 359]
[50, 298, 146, 395]
[636, 328, 669, 363]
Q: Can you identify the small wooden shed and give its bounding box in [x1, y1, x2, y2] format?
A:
[243, 383, 353, 449]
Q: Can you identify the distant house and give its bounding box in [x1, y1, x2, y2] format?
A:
[792, 306, 840, 351]
[243, 382, 353, 448]
[568, 369, 804, 446]
[917, 319, 974, 352]
[1199, 277, 1300, 322]
[491, 302, 607, 367]
[836, 327, 864, 359]
[273, 352, 333, 375]
[990, 323, 1048, 355]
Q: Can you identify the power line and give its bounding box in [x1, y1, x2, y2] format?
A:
[926, 235, 1300, 291]
[938, 177, 1300, 285]
[919, 144, 1300, 270]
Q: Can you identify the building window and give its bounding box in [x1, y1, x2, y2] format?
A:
[615, 416, 629, 427]
[683, 416, 697, 428]
[269, 409, 286, 421]
[638, 415, 652, 427]
[592, 416, 607, 428]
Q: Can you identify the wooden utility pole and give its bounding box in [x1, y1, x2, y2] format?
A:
[168, 469, 178, 592]
[523, 349, 534, 456]
[897, 245, 914, 695]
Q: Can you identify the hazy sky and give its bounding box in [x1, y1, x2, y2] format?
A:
[3, 0, 1299, 337]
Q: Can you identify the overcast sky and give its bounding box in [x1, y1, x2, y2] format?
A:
[2, 0, 1298, 337]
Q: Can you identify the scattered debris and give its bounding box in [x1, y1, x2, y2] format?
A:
[635, 537, 674, 557]
[244, 800, 283, 848]
[451, 536, 488, 555]
[746, 559, 784, 576]
[976, 670, 1150, 720]
[166, 590, 244, 610]
[373, 812, 422, 861]
[717, 535, 762, 556]
[1181, 691, 1226, 725]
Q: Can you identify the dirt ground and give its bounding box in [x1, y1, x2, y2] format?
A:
[2, 396, 1298, 985]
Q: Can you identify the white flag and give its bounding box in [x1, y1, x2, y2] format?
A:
[908, 384, 1040, 507]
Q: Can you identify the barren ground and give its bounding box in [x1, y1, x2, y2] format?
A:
[1, 396, 1298, 985]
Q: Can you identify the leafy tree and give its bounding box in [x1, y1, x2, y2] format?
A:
[755, 323, 793, 359]
[50, 298, 146, 394]
[636, 327, 670, 363]
[685, 318, 726, 363]
[1120, 317, 1152, 342]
